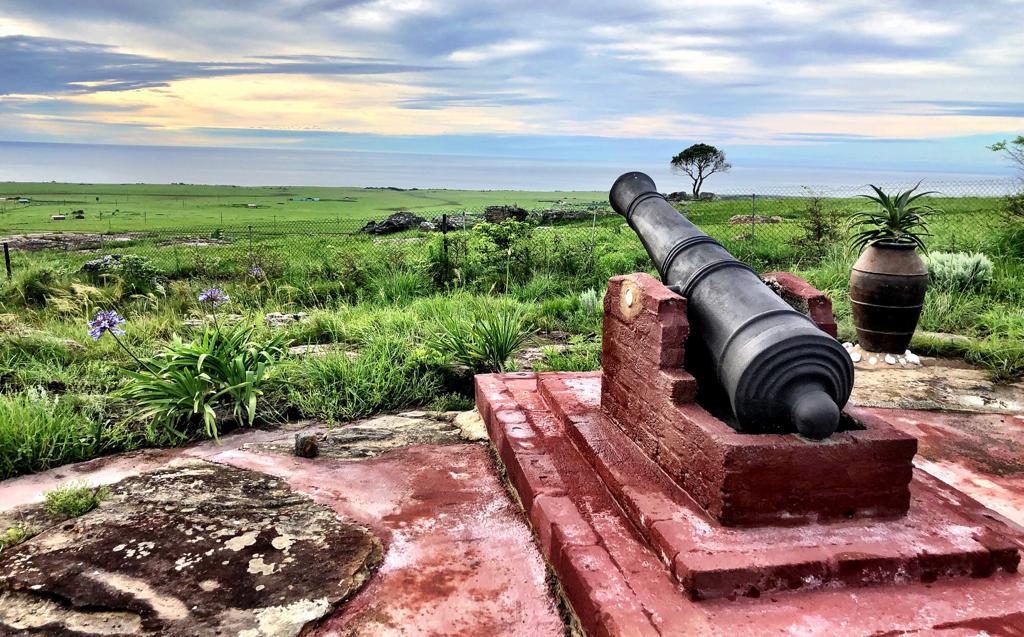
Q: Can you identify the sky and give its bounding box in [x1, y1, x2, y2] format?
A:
[1, 0, 1023, 175]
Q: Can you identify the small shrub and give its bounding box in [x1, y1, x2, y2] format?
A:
[43, 482, 109, 518]
[1003, 191, 1024, 221]
[924, 252, 994, 291]
[578, 289, 603, 316]
[792, 188, 844, 256]
[0, 525, 29, 552]
[428, 308, 532, 373]
[82, 254, 162, 294]
[121, 322, 289, 443]
[463, 221, 534, 291]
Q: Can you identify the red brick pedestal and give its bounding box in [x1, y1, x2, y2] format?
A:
[477, 272, 1024, 635]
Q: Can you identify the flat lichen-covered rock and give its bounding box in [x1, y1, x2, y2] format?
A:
[0, 460, 382, 637]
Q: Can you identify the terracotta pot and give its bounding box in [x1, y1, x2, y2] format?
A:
[849, 240, 928, 353]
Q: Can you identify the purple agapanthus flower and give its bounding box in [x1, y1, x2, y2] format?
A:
[198, 288, 230, 307]
[88, 310, 126, 341]
[249, 266, 265, 278]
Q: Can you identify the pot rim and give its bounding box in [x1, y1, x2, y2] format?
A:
[868, 239, 919, 250]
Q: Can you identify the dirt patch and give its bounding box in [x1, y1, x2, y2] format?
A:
[0, 232, 237, 252]
[0, 460, 382, 636]
[1, 232, 148, 252]
[851, 356, 1024, 413]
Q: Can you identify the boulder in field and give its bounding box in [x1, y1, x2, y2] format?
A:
[483, 205, 528, 223]
[359, 211, 426, 235]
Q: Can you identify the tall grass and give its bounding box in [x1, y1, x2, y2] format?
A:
[0, 391, 123, 479]
[288, 339, 442, 423]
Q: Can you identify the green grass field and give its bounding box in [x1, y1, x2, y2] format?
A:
[0, 180, 1021, 481]
[0, 182, 605, 231]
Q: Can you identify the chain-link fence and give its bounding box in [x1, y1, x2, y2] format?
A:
[2, 180, 1020, 292]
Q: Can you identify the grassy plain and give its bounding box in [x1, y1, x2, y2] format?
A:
[0, 182, 604, 231]
[0, 181, 1021, 481]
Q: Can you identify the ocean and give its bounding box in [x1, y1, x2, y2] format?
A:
[0, 141, 1015, 194]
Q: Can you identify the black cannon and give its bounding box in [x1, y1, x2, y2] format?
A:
[610, 172, 853, 439]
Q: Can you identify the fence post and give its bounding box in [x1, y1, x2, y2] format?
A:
[750, 193, 757, 245]
[3, 242, 11, 280]
[441, 213, 450, 284]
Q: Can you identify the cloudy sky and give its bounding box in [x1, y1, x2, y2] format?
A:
[2, 0, 1023, 173]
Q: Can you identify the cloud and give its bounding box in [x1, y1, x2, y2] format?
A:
[395, 92, 561, 110]
[0, 35, 430, 96]
[900, 100, 1024, 118]
[448, 40, 549, 63]
[0, 0, 1022, 159]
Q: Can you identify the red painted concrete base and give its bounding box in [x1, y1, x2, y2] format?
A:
[477, 371, 1024, 634]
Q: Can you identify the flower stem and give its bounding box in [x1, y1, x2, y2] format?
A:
[110, 332, 149, 370]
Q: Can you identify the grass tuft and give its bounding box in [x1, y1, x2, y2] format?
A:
[43, 482, 110, 519]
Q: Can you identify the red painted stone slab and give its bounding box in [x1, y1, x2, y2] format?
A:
[477, 372, 1024, 634]
[600, 273, 916, 526]
[868, 408, 1024, 529]
[0, 426, 565, 637]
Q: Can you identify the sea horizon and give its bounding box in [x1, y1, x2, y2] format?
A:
[0, 140, 1016, 194]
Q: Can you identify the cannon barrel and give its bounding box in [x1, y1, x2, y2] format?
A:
[610, 172, 853, 439]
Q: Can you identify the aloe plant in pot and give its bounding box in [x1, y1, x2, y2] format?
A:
[848, 183, 938, 354]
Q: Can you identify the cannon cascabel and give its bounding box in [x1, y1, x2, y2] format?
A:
[609, 172, 854, 439]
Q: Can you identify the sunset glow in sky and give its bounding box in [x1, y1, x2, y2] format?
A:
[1, 1, 1023, 172]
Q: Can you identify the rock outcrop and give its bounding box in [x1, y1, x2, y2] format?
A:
[359, 212, 425, 235]
[0, 461, 382, 636]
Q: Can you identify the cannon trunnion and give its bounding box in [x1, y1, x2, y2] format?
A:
[609, 172, 854, 439]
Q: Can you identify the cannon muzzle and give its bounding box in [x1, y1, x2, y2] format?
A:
[610, 172, 853, 439]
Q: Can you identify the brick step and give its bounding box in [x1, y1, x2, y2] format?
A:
[537, 373, 1020, 601]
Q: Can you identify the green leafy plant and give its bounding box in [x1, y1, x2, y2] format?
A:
[849, 182, 939, 252]
[923, 252, 994, 292]
[121, 322, 289, 443]
[44, 482, 110, 518]
[428, 307, 532, 372]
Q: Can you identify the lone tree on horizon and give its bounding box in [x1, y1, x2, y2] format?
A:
[990, 135, 1024, 174]
[671, 143, 731, 199]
